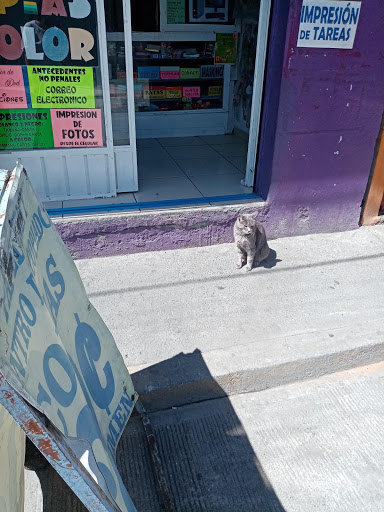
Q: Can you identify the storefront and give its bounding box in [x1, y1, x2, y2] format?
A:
[0, 0, 271, 203]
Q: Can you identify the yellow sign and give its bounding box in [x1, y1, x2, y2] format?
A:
[166, 87, 182, 98]
[208, 85, 223, 96]
[143, 88, 166, 99]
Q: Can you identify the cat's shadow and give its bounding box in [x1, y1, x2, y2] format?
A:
[258, 249, 281, 269]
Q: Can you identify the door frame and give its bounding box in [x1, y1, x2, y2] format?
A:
[243, 0, 272, 188]
[101, 0, 138, 193]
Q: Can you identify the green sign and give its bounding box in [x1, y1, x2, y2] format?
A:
[215, 33, 237, 64]
[167, 0, 185, 24]
[27, 66, 95, 109]
[180, 68, 201, 79]
[0, 109, 53, 150]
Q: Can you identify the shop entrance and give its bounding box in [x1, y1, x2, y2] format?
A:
[131, 0, 271, 203]
[107, 0, 271, 204]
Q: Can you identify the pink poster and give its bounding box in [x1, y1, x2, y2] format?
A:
[0, 66, 27, 108]
[183, 86, 200, 98]
[160, 71, 180, 79]
[51, 109, 103, 148]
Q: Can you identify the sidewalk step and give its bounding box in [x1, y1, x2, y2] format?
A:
[130, 319, 384, 412]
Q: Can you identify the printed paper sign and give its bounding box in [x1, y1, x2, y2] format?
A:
[208, 85, 223, 96]
[166, 87, 182, 98]
[137, 67, 160, 80]
[167, 0, 185, 23]
[183, 86, 200, 98]
[0, 165, 138, 512]
[27, 66, 95, 109]
[0, 109, 53, 150]
[143, 87, 166, 99]
[51, 109, 103, 148]
[161, 71, 180, 79]
[0, 66, 27, 108]
[180, 68, 201, 79]
[0, 1, 98, 66]
[134, 85, 143, 98]
[297, 0, 361, 49]
[215, 34, 237, 64]
[201, 65, 224, 79]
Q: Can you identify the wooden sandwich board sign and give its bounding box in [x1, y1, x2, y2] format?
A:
[0, 164, 138, 512]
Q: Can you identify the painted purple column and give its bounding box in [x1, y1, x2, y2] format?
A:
[258, 0, 384, 236]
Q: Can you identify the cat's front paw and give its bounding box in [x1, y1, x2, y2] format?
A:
[236, 262, 243, 269]
[245, 265, 252, 271]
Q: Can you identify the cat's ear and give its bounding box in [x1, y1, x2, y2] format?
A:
[238, 214, 245, 222]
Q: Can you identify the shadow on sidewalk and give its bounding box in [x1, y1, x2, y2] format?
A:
[29, 350, 285, 512]
[118, 349, 286, 512]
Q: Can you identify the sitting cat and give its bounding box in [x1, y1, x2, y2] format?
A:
[234, 213, 270, 271]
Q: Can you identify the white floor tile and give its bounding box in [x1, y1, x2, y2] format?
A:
[134, 177, 203, 202]
[200, 134, 245, 145]
[175, 157, 242, 176]
[157, 137, 207, 147]
[137, 146, 170, 161]
[211, 143, 248, 158]
[62, 193, 140, 216]
[191, 173, 253, 197]
[226, 155, 247, 172]
[165, 145, 220, 160]
[136, 138, 162, 149]
[138, 158, 185, 179]
[63, 193, 137, 208]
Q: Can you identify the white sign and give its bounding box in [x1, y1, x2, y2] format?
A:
[0, 165, 138, 512]
[297, 0, 361, 49]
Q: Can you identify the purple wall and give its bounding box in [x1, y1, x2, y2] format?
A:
[257, 0, 384, 236]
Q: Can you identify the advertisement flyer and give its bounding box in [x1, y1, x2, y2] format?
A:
[27, 66, 95, 109]
[0, 66, 28, 108]
[167, 0, 185, 23]
[0, 0, 98, 67]
[180, 68, 201, 79]
[143, 87, 166, 99]
[50, 109, 103, 148]
[215, 33, 237, 64]
[0, 109, 53, 150]
[183, 86, 201, 98]
[297, 0, 361, 49]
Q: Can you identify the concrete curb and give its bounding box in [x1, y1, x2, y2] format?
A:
[130, 320, 384, 412]
[53, 202, 269, 259]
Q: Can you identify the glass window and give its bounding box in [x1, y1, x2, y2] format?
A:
[0, 1, 106, 151]
[132, 41, 224, 112]
[105, 2, 131, 146]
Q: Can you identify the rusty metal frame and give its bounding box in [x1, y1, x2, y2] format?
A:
[136, 400, 176, 512]
[0, 372, 122, 512]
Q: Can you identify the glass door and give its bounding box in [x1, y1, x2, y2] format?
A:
[104, 0, 138, 192]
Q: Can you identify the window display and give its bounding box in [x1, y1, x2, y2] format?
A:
[132, 41, 224, 112]
[189, 0, 229, 23]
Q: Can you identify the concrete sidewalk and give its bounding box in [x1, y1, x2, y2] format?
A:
[24, 226, 384, 511]
[26, 362, 384, 511]
[75, 226, 384, 409]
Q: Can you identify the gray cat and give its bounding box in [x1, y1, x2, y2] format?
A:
[234, 214, 270, 271]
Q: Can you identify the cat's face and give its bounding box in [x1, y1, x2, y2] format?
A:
[237, 214, 255, 235]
